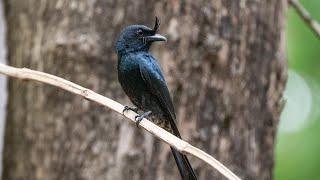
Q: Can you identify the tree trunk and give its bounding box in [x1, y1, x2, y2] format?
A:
[3, 0, 287, 179]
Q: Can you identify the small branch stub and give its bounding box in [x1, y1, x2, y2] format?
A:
[289, 0, 320, 39]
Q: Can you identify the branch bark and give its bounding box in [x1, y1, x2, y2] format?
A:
[0, 63, 241, 180]
[289, 0, 320, 39]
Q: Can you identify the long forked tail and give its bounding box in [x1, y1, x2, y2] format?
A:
[170, 147, 198, 180]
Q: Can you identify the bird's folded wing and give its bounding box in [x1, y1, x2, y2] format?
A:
[139, 59, 176, 122]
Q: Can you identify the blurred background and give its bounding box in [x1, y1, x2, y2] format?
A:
[0, 0, 319, 180]
[0, 0, 7, 178]
[275, 0, 320, 179]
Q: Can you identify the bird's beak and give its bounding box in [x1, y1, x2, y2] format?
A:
[146, 34, 167, 42]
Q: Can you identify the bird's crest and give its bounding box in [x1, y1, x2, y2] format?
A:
[153, 16, 160, 33]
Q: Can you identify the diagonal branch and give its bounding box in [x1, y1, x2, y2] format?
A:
[289, 0, 320, 39]
[0, 63, 241, 180]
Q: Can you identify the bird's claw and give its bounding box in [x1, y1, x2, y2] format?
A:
[135, 111, 152, 127]
[123, 105, 139, 114]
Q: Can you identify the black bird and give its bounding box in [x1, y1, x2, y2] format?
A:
[115, 18, 198, 180]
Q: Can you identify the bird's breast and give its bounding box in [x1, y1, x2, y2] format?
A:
[118, 56, 147, 106]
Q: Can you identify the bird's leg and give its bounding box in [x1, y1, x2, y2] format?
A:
[135, 111, 152, 127]
[122, 105, 139, 114]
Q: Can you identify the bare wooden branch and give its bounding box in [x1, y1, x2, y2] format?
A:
[289, 0, 320, 39]
[0, 63, 241, 180]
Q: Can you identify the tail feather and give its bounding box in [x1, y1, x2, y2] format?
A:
[169, 119, 198, 180]
[171, 147, 198, 180]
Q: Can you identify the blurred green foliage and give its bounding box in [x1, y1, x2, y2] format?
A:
[275, 0, 320, 180]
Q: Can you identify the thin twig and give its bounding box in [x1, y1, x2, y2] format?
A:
[289, 0, 320, 39]
[0, 63, 241, 180]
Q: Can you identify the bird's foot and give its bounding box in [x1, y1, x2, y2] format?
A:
[123, 105, 139, 114]
[135, 111, 152, 127]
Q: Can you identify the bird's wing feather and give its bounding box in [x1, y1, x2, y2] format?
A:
[139, 56, 197, 180]
[138, 55, 176, 122]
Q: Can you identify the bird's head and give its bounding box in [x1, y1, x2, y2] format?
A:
[115, 17, 167, 55]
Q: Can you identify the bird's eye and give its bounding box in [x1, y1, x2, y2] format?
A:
[136, 29, 143, 36]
